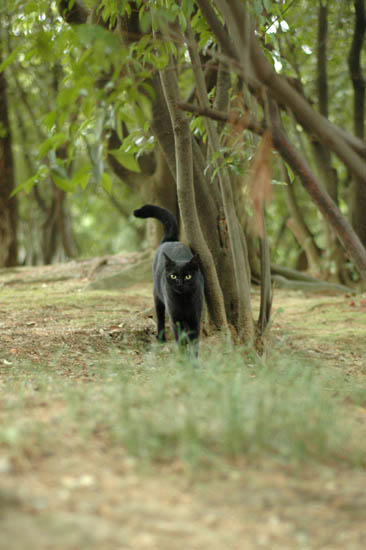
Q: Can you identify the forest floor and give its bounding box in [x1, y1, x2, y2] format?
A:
[1, 254, 366, 550]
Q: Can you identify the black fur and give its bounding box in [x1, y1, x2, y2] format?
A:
[133, 204, 204, 355]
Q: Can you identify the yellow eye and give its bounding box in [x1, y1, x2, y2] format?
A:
[185, 274, 192, 280]
[170, 274, 177, 279]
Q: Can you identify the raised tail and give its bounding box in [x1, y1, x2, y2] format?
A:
[133, 204, 179, 243]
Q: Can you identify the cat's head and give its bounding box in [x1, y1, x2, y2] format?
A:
[163, 253, 200, 294]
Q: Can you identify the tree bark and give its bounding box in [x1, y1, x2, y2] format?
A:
[150, 55, 241, 329]
[317, 2, 328, 119]
[0, 49, 17, 266]
[315, 1, 336, 204]
[159, 56, 227, 330]
[257, 217, 272, 339]
[281, 162, 322, 274]
[313, 1, 346, 279]
[348, 0, 366, 141]
[348, 0, 366, 247]
[185, 21, 254, 342]
[150, 68, 225, 270]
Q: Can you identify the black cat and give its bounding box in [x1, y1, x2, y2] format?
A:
[133, 204, 204, 356]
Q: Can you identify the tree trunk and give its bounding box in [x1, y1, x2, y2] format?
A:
[281, 162, 322, 274]
[0, 50, 17, 267]
[149, 147, 178, 247]
[185, 21, 254, 342]
[348, 0, 366, 247]
[159, 56, 228, 330]
[150, 53, 242, 331]
[313, 2, 346, 280]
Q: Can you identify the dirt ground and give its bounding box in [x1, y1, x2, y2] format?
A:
[1, 255, 366, 550]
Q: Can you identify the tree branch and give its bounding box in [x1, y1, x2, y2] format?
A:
[195, 0, 238, 61]
[201, 0, 366, 181]
[180, 98, 366, 279]
[213, 60, 231, 134]
[268, 100, 366, 279]
[178, 101, 265, 135]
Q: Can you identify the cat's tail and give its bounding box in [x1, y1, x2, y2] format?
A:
[133, 204, 179, 243]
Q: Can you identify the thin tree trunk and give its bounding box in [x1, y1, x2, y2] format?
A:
[185, 21, 254, 342]
[317, 2, 328, 119]
[315, 0, 337, 204]
[348, 0, 366, 141]
[149, 49, 237, 329]
[348, 0, 366, 247]
[257, 216, 272, 339]
[313, 1, 347, 279]
[159, 56, 227, 330]
[0, 48, 17, 266]
[281, 162, 322, 274]
[150, 65, 228, 285]
[213, 60, 231, 134]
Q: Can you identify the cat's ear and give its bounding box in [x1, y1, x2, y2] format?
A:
[189, 254, 200, 270]
[163, 252, 174, 267]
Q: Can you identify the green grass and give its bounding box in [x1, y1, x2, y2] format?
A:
[65, 343, 366, 469]
[2, 342, 366, 471]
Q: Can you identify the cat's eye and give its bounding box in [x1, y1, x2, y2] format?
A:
[170, 274, 177, 279]
[185, 274, 192, 280]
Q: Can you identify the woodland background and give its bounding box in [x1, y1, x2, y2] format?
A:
[1, 0, 366, 297]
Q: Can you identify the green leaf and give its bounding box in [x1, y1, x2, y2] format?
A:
[109, 149, 140, 172]
[39, 133, 68, 159]
[71, 165, 91, 190]
[182, 0, 194, 19]
[101, 172, 113, 194]
[51, 172, 77, 193]
[10, 177, 36, 197]
[140, 82, 155, 99]
[136, 34, 151, 57]
[0, 46, 21, 73]
[139, 6, 152, 33]
[253, 0, 262, 16]
[10, 165, 49, 197]
[42, 111, 58, 132]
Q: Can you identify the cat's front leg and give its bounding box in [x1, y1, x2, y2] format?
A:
[172, 320, 200, 357]
[187, 325, 200, 357]
[154, 294, 166, 341]
[170, 319, 180, 344]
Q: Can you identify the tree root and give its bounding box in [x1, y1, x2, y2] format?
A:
[272, 274, 356, 294]
[86, 258, 152, 290]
